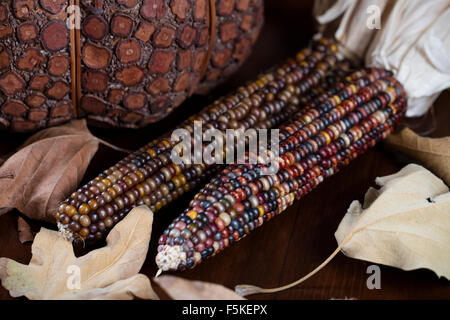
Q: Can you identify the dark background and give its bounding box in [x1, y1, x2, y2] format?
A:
[1, 1, 449, 300]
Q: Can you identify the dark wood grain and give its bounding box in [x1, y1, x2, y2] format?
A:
[0, 0, 449, 300]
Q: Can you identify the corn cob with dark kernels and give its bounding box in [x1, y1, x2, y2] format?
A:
[55, 39, 340, 242]
[155, 69, 407, 272]
[123, 56, 353, 217]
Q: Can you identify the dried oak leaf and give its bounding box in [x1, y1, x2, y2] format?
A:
[0, 205, 158, 300]
[384, 127, 450, 186]
[155, 275, 245, 300]
[335, 164, 450, 279]
[0, 119, 128, 222]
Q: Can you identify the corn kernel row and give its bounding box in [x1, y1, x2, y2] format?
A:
[155, 70, 407, 272]
[56, 39, 342, 242]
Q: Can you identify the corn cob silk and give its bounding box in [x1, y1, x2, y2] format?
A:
[155, 67, 407, 272]
[56, 39, 342, 242]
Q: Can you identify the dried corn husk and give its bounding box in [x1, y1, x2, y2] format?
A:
[314, 0, 450, 117]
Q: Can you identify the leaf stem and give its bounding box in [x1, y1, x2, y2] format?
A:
[95, 138, 132, 154]
[235, 232, 354, 296]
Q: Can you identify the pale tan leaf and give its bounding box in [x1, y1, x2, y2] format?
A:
[0, 206, 158, 300]
[17, 216, 34, 243]
[0, 120, 99, 222]
[155, 275, 245, 300]
[235, 164, 450, 297]
[60, 274, 157, 300]
[385, 128, 450, 186]
[335, 164, 450, 279]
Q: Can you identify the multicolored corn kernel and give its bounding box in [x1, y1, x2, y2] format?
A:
[155, 68, 407, 272]
[56, 39, 341, 243]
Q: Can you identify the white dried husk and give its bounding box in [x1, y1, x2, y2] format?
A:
[314, 0, 450, 117]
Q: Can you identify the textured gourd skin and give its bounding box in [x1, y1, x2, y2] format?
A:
[0, 0, 264, 131]
[0, 0, 73, 132]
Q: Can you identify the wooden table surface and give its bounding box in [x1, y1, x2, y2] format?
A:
[0, 1, 449, 300]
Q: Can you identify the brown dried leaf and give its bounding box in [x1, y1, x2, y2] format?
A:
[0, 120, 99, 222]
[0, 206, 158, 300]
[17, 216, 34, 243]
[155, 275, 245, 300]
[385, 128, 450, 186]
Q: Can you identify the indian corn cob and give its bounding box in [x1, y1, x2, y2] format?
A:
[155, 67, 407, 272]
[56, 39, 342, 242]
